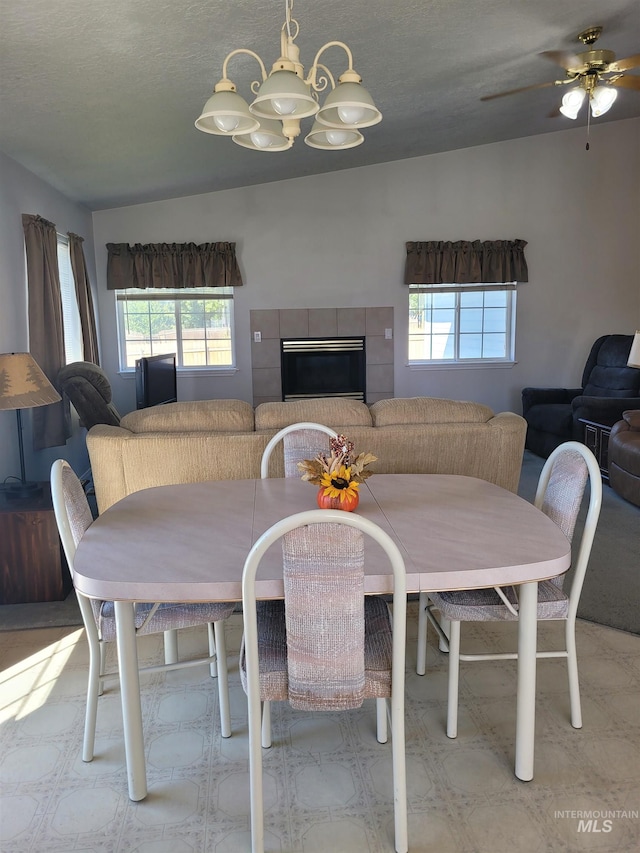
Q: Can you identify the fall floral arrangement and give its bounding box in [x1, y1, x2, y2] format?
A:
[297, 434, 377, 510]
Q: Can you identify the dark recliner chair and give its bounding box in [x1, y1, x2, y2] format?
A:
[522, 334, 640, 458]
[57, 361, 122, 430]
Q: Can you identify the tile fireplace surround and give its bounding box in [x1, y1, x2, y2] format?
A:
[250, 307, 394, 407]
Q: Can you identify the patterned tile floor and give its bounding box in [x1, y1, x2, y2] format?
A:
[1, 604, 639, 852]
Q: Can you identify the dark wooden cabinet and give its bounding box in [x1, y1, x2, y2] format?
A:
[0, 483, 70, 604]
[579, 419, 612, 483]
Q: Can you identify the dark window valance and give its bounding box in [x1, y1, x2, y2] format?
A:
[404, 239, 528, 285]
[106, 241, 243, 290]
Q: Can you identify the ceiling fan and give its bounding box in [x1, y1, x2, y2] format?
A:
[481, 26, 640, 120]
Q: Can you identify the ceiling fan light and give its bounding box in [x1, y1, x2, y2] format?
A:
[304, 121, 364, 150]
[590, 85, 618, 117]
[558, 87, 586, 120]
[316, 81, 382, 128]
[232, 118, 291, 151]
[195, 89, 260, 135]
[250, 71, 318, 120]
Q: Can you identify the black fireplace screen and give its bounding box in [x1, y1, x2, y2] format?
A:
[281, 337, 366, 402]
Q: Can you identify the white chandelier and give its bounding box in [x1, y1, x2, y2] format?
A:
[195, 0, 382, 152]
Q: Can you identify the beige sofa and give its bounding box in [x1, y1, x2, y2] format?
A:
[87, 396, 526, 513]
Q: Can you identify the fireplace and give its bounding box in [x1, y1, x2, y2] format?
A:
[281, 337, 366, 402]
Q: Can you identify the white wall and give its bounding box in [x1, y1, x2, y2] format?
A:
[0, 151, 97, 483]
[93, 117, 640, 418]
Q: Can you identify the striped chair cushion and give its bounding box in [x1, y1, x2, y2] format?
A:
[282, 429, 334, 478]
[97, 600, 236, 643]
[239, 598, 393, 703]
[239, 523, 393, 709]
[429, 580, 569, 623]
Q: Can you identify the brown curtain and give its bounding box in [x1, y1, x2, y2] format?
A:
[404, 239, 528, 285]
[106, 242, 243, 290]
[68, 233, 100, 365]
[22, 214, 71, 450]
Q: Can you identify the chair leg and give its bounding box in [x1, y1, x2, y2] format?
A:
[376, 697, 388, 744]
[83, 631, 102, 762]
[261, 701, 272, 749]
[98, 639, 106, 696]
[213, 621, 231, 738]
[416, 591, 428, 675]
[565, 618, 582, 729]
[439, 616, 451, 651]
[446, 620, 461, 739]
[207, 623, 218, 678]
[163, 629, 179, 665]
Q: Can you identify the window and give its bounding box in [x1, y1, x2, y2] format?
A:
[116, 287, 235, 370]
[408, 285, 516, 364]
[57, 234, 83, 363]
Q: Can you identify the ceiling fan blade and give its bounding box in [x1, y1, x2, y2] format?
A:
[608, 54, 640, 72]
[540, 50, 586, 72]
[480, 80, 558, 101]
[610, 74, 640, 91]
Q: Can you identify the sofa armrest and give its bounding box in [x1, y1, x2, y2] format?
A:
[521, 387, 582, 416]
[86, 424, 131, 513]
[571, 397, 640, 428]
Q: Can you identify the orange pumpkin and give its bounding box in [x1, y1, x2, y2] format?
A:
[317, 487, 359, 512]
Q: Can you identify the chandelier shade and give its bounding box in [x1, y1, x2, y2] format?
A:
[250, 71, 319, 120]
[315, 81, 382, 129]
[559, 87, 586, 119]
[590, 85, 617, 117]
[233, 118, 292, 151]
[305, 122, 364, 149]
[195, 89, 260, 135]
[195, 0, 381, 153]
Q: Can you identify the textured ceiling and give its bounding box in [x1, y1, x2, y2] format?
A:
[1, 0, 638, 211]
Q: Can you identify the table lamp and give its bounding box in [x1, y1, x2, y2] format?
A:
[627, 331, 640, 369]
[0, 352, 61, 499]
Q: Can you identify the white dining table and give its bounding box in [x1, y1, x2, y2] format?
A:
[73, 474, 571, 801]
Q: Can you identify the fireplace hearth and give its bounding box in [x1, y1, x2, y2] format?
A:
[281, 337, 366, 402]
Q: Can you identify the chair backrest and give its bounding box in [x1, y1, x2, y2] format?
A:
[57, 361, 122, 429]
[534, 441, 602, 609]
[242, 508, 407, 710]
[51, 459, 94, 572]
[51, 459, 102, 637]
[283, 521, 366, 710]
[581, 335, 640, 398]
[260, 422, 338, 478]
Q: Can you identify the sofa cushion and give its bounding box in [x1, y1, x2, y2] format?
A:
[255, 398, 372, 430]
[370, 397, 494, 427]
[121, 399, 255, 433]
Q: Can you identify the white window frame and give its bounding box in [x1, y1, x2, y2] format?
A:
[408, 283, 517, 369]
[57, 233, 84, 364]
[115, 287, 236, 374]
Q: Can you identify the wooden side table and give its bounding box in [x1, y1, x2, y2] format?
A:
[0, 483, 70, 604]
[579, 419, 612, 482]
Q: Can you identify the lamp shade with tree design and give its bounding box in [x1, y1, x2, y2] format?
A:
[0, 352, 61, 499]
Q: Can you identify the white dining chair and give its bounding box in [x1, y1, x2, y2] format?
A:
[51, 459, 235, 762]
[260, 421, 338, 478]
[416, 441, 602, 737]
[240, 509, 408, 853]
